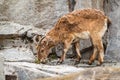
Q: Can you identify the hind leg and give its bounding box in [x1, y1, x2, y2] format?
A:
[97, 38, 104, 66]
[88, 34, 104, 65]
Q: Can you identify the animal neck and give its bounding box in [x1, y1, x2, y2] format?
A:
[46, 28, 61, 46]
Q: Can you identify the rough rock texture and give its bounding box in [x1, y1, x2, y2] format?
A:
[75, 0, 104, 11]
[38, 67, 120, 80]
[4, 62, 84, 80]
[0, 21, 47, 55]
[0, 0, 68, 29]
[0, 47, 35, 62]
[104, 0, 120, 62]
[0, 54, 5, 80]
[0, 21, 48, 35]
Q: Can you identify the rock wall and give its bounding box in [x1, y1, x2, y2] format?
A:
[104, 0, 120, 62]
[0, 0, 68, 30]
[75, 0, 104, 11]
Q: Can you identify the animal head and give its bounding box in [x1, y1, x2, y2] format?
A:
[37, 36, 53, 63]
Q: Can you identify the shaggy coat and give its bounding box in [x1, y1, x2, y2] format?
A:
[37, 9, 111, 65]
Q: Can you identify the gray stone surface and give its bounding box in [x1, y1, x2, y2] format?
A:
[0, 47, 35, 62]
[4, 62, 84, 80]
[55, 44, 75, 57]
[0, 0, 68, 29]
[75, 0, 104, 11]
[104, 0, 120, 62]
[0, 21, 47, 35]
[0, 54, 5, 80]
[0, 22, 44, 62]
[37, 67, 120, 80]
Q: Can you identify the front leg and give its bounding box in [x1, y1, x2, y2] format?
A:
[57, 38, 73, 64]
[74, 41, 81, 65]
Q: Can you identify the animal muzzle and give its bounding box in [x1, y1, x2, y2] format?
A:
[40, 58, 48, 64]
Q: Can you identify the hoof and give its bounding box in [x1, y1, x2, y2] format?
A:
[74, 58, 81, 65]
[74, 60, 80, 65]
[40, 59, 48, 64]
[88, 61, 93, 65]
[56, 60, 63, 65]
[41, 60, 48, 64]
[97, 62, 103, 66]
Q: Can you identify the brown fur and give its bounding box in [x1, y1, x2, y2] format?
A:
[37, 9, 111, 65]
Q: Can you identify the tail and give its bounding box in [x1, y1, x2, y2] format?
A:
[106, 16, 111, 28]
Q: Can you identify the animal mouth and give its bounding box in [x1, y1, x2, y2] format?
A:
[40, 58, 48, 64]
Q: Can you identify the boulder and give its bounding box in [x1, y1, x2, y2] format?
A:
[36, 67, 120, 80]
[0, 21, 44, 62]
[0, 21, 47, 35]
[0, 47, 35, 62]
[4, 62, 84, 80]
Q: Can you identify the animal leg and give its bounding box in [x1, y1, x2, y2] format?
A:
[89, 34, 104, 65]
[74, 41, 81, 62]
[57, 38, 73, 64]
[88, 45, 97, 65]
[97, 37, 104, 66]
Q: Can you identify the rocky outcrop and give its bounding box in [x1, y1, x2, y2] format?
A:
[0, 21, 45, 56]
[0, 0, 68, 29]
[5, 62, 84, 80]
[37, 67, 120, 80]
[104, 0, 120, 62]
[75, 0, 104, 11]
[0, 47, 35, 62]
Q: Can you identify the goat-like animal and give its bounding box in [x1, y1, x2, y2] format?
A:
[37, 9, 111, 65]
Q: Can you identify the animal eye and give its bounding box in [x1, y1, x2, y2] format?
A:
[41, 50, 44, 53]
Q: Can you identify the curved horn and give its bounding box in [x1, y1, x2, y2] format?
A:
[38, 36, 45, 45]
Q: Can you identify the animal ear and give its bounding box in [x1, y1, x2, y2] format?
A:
[43, 39, 52, 46]
[42, 36, 49, 46]
[46, 36, 53, 46]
